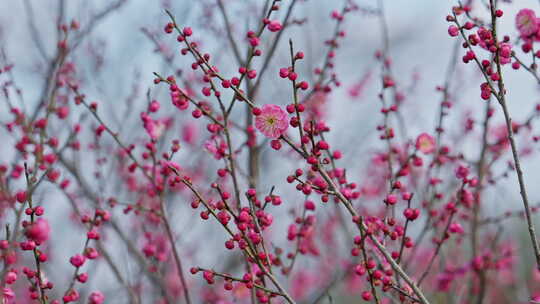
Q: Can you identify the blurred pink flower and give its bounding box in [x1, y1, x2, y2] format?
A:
[141, 112, 167, 140]
[416, 133, 436, 154]
[348, 71, 371, 99]
[267, 20, 282, 32]
[204, 136, 227, 159]
[25, 218, 50, 244]
[182, 122, 198, 145]
[516, 9, 538, 37]
[2, 287, 14, 300]
[88, 291, 105, 304]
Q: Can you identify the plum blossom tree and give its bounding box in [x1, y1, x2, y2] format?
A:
[0, 0, 540, 303]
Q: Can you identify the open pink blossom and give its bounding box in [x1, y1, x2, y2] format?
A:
[255, 104, 288, 139]
[416, 133, 436, 154]
[516, 9, 538, 37]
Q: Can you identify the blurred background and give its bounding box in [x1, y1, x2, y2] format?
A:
[1, 0, 540, 303]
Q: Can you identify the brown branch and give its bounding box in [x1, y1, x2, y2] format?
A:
[488, 0, 540, 271]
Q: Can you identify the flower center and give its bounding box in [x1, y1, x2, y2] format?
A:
[266, 117, 276, 125]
